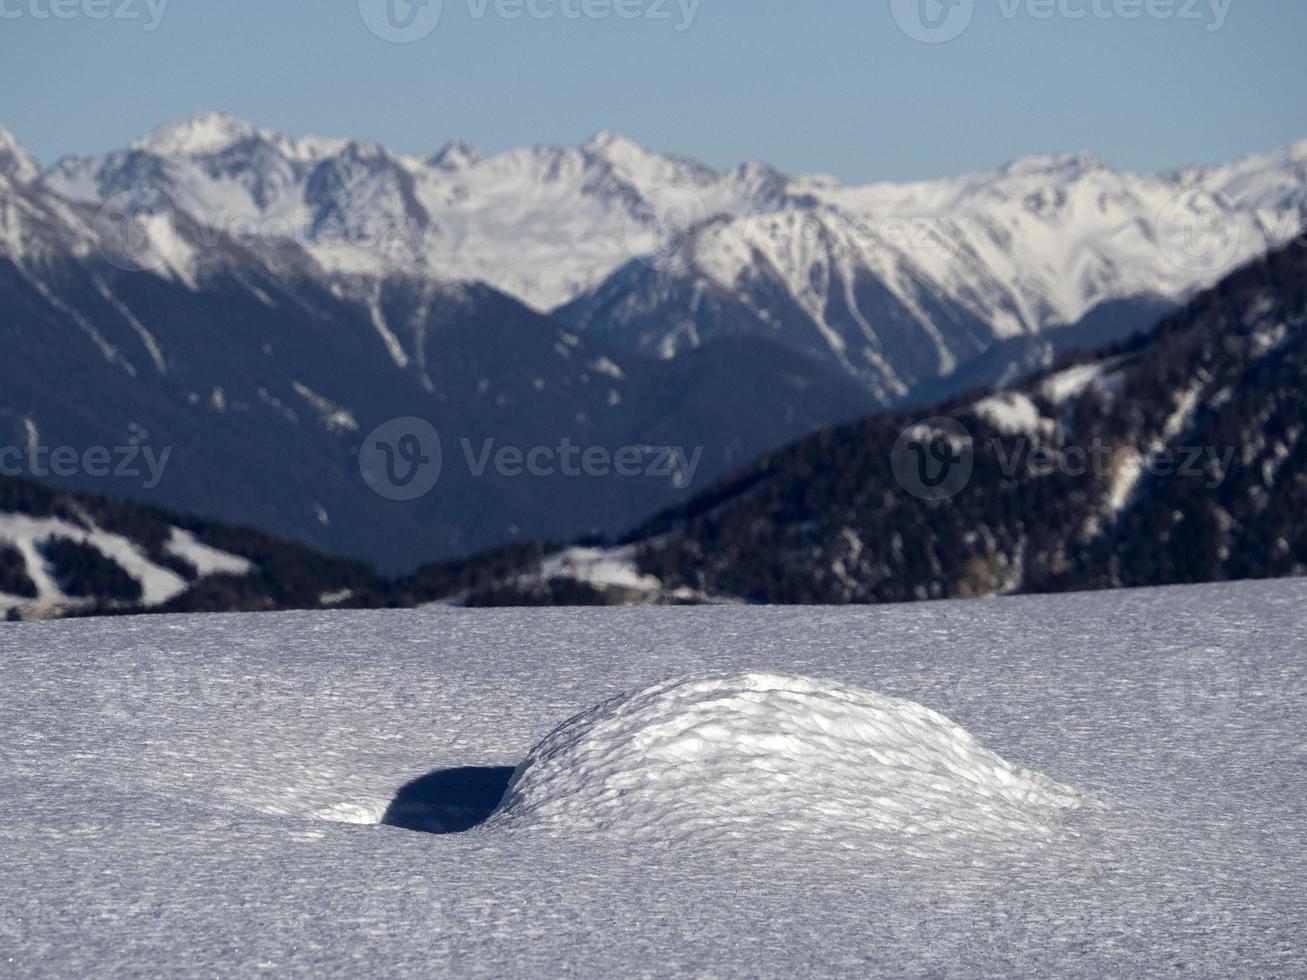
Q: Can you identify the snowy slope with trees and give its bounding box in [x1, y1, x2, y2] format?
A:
[3, 117, 1304, 574]
[2, 580, 1305, 976]
[0, 473, 382, 618]
[0, 165, 871, 572]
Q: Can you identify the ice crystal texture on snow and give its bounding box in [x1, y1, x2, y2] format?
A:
[493, 672, 1082, 852]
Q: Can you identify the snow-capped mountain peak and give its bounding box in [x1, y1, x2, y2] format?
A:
[1000, 150, 1105, 178]
[581, 128, 646, 158]
[0, 125, 40, 183]
[578, 129, 718, 191]
[131, 110, 260, 157]
[21, 114, 1307, 406]
[429, 138, 480, 171]
[128, 111, 356, 166]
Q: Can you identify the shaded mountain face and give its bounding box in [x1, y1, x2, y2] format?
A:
[28, 114, 1307, 406]
[7, 242, 1304, 616]
[528, 242, 1307, 605]
[900, 294, 1179, 409]
[0, 175, 871, 573]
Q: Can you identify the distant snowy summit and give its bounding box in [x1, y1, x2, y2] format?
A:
[11, 113, 1307, 402]
[489, 672, 1083, 854]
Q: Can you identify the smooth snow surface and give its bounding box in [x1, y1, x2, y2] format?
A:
[494, 673, 1081, 853]
[2, 580, 1306, 976]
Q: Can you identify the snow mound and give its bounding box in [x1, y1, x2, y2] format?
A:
[490, 673, 1082, 850]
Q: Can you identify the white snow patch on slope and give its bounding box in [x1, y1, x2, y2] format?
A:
[1105, 449, 1145, 518]
[139, 210, 201, 290]
[491, 672, 1082, 852]
[0, 517, 257, 613]
[166, 528, 255, 577]
[366, 298, 409, 369]
[1040, 363, 1105, 405]
[540, 546, 662, 594]
[1104, 382, 1205, 522]
[973, 392, 1048, 437]
[588, 356, 625, 380]
[0, 513, 188, 608]
[292, 382, 359, 433]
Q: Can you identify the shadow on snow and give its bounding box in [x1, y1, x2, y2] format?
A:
[381, 766, 516, 834]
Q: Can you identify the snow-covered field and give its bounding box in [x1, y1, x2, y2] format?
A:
[3, 580, 1305, 976]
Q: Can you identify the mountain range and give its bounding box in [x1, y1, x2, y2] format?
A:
[3, 239, 1304, 616]
[31, 113, 1307, 397]
[504, 240, 1307, 605]
[1, 114, 1305, 574]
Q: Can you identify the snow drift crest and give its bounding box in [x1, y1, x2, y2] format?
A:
[489, 672, 1082, 851]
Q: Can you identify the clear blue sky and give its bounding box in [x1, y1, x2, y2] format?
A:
[2, 0, 1304, 182]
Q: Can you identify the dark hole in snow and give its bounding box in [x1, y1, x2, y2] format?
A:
[381, 766, 516, 834]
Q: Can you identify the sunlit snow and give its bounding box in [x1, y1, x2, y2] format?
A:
[2, 579, 1305, 975]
